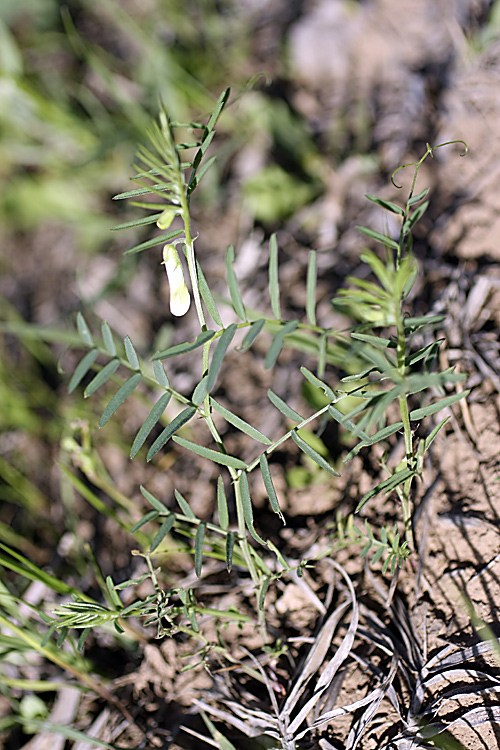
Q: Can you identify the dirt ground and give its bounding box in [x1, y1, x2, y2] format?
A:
[4, 0, 500, 748]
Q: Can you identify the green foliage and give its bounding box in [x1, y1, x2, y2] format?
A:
[51, 105, 469, 654]
[1, 67, 471, 746]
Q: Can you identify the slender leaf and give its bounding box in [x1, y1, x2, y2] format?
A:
[259, 577, 271, 611]
[238, 318, 266, 352]
[195, 523, 206, 577]
[192, 375, 210, 405]
[327, 405, 370, 441]
[404, 314, 445, 331]
[106, 576, 122, 609]
[300, 366, 335, 400]
[407, 187, 429, 206]
[188, 154, 216, 193]
[101, 322, 116, 356]
[175, 489, 196, 519]
[409, 390, 469, 420]
[265, 319, 299, 369]
[0, 543, 75, 595]
[356, 468, 415, 511]
[238, 472, 265, 545]
[405, 340, 442, 368]
[130, 391, 172, 458]
[188, 132, 215, 186]
[113, 182, 173, 200]
[357, 226, 399, 251]
[365, 194, 404, 215]
[269, 233, 280, 320]
[211, 398, 272, 444]
[406, 200, 429, 228]
[130, 509, 159, 534]
[291, 430, 340, 476]
[84, 359, 120, 397]
[153, 330, 215, 360]
[150, 515, 175, 553]
[124, 336, 140, 370]
[147, 406, 197, 461]
[318, 331, 326, 377]
[99, 373, 142, 427]
[153, 359, 170, 388]
[111, 212, 163, 231]
[267, 389, 303, 422]
[76, 312, 93, 346]
[351, 332, 393, 349]
[206, 323, 238, 392]
[197, 260, 222, 327]
[123, 228, 184, 256]
[173, 436, 247, 469]
[306, 250, 317, 325]
[140, 486, 169, 513]
[259, 454, 284, 523]
[77, 628, 91, 651]
[424, 416, 450, 452]
[345, 422, 404, 461]
[226, 245, 246, 320]
[68, 349, 98, 393]
[217, 476, 229, 530]
[206, 87, 230, 132]
[225, 531, 235, 572]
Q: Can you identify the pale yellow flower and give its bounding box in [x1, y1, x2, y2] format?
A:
[163, 244, 191, 316]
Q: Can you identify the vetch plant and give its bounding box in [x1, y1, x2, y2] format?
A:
[51, 90, 469, 636]
[26, 91, 470, 746]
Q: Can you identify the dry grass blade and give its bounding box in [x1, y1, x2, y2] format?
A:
[287, 561, 359, 737]
[194, 699, 278, 739]
[345, 653, 399, 750]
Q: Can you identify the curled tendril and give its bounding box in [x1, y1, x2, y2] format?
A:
[391, 139, 468, 189]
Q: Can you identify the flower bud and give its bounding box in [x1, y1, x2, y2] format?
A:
[156, 207, 177, 230]
[163, 244, 190, 316]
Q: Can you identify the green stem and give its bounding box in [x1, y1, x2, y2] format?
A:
[180, 193, 206, 331]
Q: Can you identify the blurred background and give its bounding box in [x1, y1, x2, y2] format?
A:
[2, 0, 500, 746]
